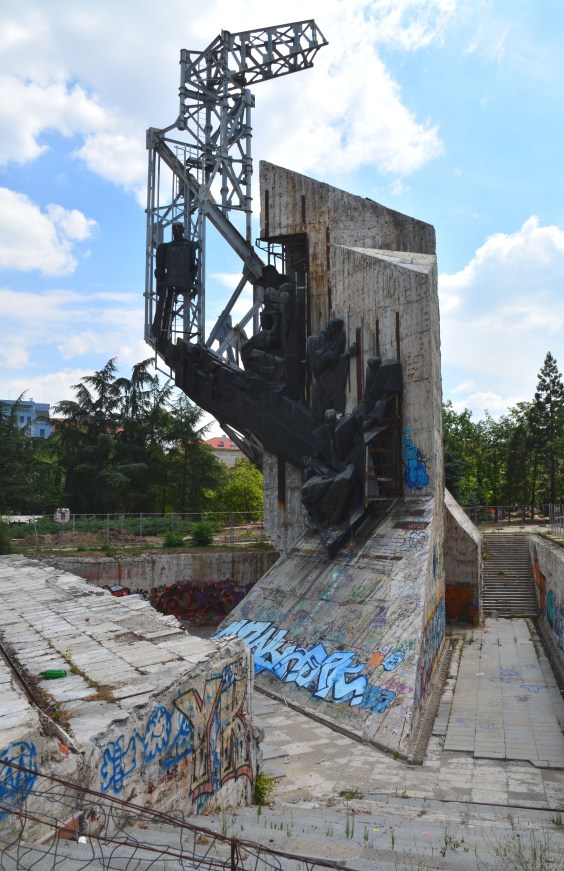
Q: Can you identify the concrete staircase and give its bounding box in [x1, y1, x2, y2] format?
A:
[482, 533, 538, 617]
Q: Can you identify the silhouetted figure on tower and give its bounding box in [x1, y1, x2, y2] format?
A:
[152, 222, 198, 338]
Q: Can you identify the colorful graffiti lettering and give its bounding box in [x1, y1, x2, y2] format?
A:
[214, 620, 402, 714]
[532, 544, 564, 651]
[414, 597, 445, 707]
[0, 741, 38, 819]
[100, 663, 252, 799]
[402, 434, 430, 489]
[150, 578, 255, 625]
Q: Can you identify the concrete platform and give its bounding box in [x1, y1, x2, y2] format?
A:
[444, 619, 564, 768]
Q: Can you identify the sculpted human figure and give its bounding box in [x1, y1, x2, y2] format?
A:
[240, 265, 296, 379]
[152, 222, 199, 338]
[308, 317, 350, 419]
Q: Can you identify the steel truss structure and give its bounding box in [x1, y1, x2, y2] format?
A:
[145, 20, 327, 359]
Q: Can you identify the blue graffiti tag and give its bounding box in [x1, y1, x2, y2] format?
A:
[214, 620, 398, 713]
[144, 706, 172, 762]
[0, 741, 38, 819]
[100, 733, 140, 794]
[402, 434, 430, 489]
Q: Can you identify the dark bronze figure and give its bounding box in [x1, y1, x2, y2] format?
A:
[152, 223, 199, 338]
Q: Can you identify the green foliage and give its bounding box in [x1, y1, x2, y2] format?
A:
[253, 770, 276, 806]
[212, 459, 264, 520]
[188, 520, 216, 547]
[443, 352, 564, 508]
[0, 522, 11, 555]
[163, 530, 186, 548]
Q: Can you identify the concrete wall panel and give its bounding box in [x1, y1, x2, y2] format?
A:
[0, 556, 259, 838]
[530, 537, 564, 666]
[44, 550, 278, 593]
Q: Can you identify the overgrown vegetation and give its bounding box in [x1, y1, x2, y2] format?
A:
[189, 520, 216, 547]
[444, 351, 564, 506]
[253, 771, 277, 806]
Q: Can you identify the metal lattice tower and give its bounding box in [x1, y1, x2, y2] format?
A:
[145, 20, 327, 358]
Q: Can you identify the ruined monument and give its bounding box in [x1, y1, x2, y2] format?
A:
[144, 22, 481, 758]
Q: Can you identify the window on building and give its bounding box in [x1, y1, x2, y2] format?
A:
[39, 428, 45, 438]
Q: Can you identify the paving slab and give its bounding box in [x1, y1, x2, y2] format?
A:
[445, 618, 564, 767]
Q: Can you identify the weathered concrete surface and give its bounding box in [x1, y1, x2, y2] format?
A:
[444, 490, 482, 625]
[0, 555, 259, 838]
[43, 549, 278, 593]
[259, 162, 442, 548]
[530, 536, 564, 677]
[217, 497, 445, 759]
[262, 452, 306, 553]
[232, 164, 450, 754]
[445, 618, 564, 767]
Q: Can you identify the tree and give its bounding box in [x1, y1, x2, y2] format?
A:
[212, 459, 264, 520]
[529, 352, 564, 504]
[0, 397, 62, 514]
[164, 396, 226, 513]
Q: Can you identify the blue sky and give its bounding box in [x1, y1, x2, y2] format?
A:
[1, 0, 563, 433]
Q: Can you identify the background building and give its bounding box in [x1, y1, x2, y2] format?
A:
[0, 399, 52, 438]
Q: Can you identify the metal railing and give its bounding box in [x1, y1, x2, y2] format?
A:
[549, 503, 564, 535]
[461, 505, 551, 527]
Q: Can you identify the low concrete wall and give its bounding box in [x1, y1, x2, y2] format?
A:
[0, 556, 260, 840]
[444, 490, 482, 625]
[530, 536, 564, 673]
[44, 549, 278, 593]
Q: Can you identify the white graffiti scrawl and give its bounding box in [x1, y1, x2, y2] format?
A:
[214, 620, 399, 714]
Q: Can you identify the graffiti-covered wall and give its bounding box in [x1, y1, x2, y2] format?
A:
[0, 557, 260, 840]
[217, 496, 445, 758]
[91, 645, 255, 814]
[530, 536, 564, 673]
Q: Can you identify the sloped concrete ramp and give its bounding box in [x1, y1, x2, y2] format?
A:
[217, 496, 445, 758]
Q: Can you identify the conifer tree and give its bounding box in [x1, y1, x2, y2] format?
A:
[529, 352, 564, 504]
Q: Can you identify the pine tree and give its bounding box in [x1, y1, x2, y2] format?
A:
[529, 352, 564, 505]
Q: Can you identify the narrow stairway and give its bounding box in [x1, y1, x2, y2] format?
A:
[482, 533, 539, 617]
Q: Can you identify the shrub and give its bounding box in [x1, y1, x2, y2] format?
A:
[163, 530, 186, 548]
[189, 520, 216, 547]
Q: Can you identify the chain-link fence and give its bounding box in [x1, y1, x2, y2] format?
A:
[1, 512, 270, 553]
[549, 503, 564, 535]
[461, 505, 551, 527]
[0, 759, 350, 871]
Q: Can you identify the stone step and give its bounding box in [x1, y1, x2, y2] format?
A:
[482, 533, 538, 616]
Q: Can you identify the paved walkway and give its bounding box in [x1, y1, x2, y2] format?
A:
[251, 618, 564, 811]
[443, 619, 564, 767]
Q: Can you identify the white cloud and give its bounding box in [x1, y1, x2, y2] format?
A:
[75, 133, 147, 200]
[0, 76, 108, 165]
[0, 0, 452, 194]
[440, 216, 564, 415]
[0, 189, 97, 275]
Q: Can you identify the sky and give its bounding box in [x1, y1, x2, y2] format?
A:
[0, 0, 563, 433]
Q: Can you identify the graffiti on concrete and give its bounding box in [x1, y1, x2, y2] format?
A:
[414, 596, 445, 707]
[100, 663, 251, 800]
[214, 619, 406, 714]
[0, 741, 38, 819]
[402, 433, 430, 490]
[150, 577, 255, 625]
[532, 543, 564, 651]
